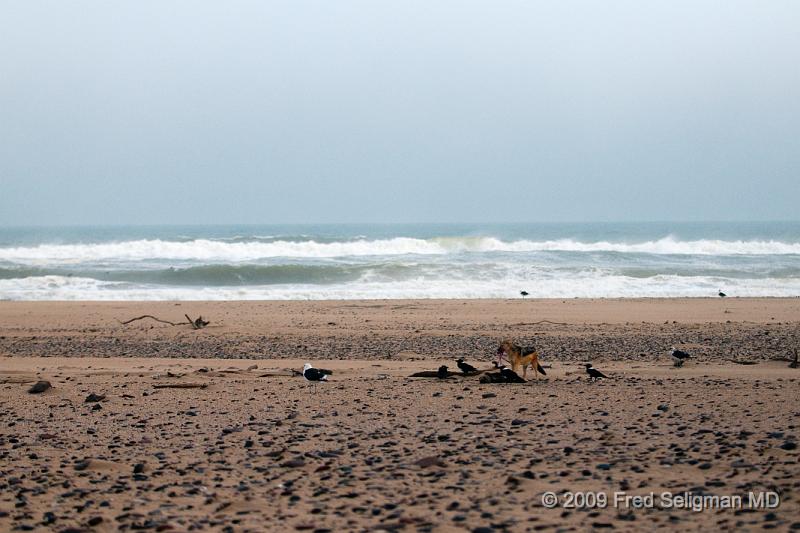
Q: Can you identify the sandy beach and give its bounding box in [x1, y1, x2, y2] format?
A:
[1, 298, 799, 531]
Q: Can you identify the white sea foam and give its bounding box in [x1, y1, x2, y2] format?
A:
[2, 273, 798, 301]
[1, 236, 799, 266]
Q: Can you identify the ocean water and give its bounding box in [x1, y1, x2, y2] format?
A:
[0, 222, 799, 300]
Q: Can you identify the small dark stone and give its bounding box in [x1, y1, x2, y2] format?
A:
[84, 393, 105, 403]
[133, 463, 145, 474]
[87, 516, 103, 526]
[28, 381, 51, 394]
[780, 441, 797, 451]
[482, 393, 497, 399]
[597, 463, 611, 471]
[414, 456, 446, 468]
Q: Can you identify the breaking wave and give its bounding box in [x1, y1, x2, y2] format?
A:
[1, 236, 799, 266]
[2, 273, 799, 301]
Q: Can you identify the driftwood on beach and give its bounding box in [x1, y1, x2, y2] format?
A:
[119, 314, 210, 329]
[153, 383, 209, 389]
[408, 370, 485, 378]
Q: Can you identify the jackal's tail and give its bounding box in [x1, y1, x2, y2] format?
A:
[537, 363, 547, 376]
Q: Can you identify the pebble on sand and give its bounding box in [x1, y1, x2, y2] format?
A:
[27, 381, 51, 394]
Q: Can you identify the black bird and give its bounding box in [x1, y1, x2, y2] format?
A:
[302, 363, 331, 392]
[520, 290, 529, 298]
[585, 363, 608, 382]
[437, 365, 450, 379]
[456, 358, 477, 374]
[718, 290, 727, 298]
[671, 347, 691, 367]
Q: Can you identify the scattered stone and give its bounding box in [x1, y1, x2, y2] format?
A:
[414, 456, 446, 468]
[28, 381, 51, 394]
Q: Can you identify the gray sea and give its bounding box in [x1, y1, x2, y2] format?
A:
[1, 222, 799, 300]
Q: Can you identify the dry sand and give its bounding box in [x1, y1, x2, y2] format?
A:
[0, 299, 798, 532]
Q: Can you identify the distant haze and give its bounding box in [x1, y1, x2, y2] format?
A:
[1, 1, 798, 225]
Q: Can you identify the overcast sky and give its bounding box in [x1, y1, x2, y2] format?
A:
[1, 1, 798, 225]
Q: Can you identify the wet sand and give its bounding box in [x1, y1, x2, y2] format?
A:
[1, 299, 798, 531]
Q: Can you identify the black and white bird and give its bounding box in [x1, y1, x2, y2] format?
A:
[456, 358, 477, 374]
[671, 347, 691, 367]
[520, 290, 529, 298]
[718, 290, 727, 298]
[585, 363, 608, 382]
[302, 363, 331, 392]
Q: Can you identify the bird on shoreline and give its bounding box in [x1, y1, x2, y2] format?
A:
[302, 363, 331, 393]
[585, 363, 607, 382]
[520, 290, 529, 298]
[456, 358, 477, 374]
[718, 290, 727, 298]
[671, 347, 691, 367]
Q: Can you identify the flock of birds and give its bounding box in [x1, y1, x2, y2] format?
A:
[301, 347, 697, 391]
[521, 290, 727, 298]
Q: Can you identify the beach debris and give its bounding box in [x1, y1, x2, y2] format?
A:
[153, 382, 209, 389]
[479, 367, 526, 384]
[119, 314, 187, 326]
[28, 381, 52, 394]
[186, 314, 210, 329]
[117, 313, 210, 329]
[585, 363, 608, 382]
[409, 369, 451, 378]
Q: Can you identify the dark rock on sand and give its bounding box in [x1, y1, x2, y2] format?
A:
[28, 381, 51, 394]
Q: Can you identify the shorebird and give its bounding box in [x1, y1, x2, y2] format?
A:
[671, 347, 691, 367]
[302, 363, 331, 393]
[520, 290, 529, 298]
[456, 358, 477, 374]
[718, 290, 727, 298]
[585, 363, 608, 382]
